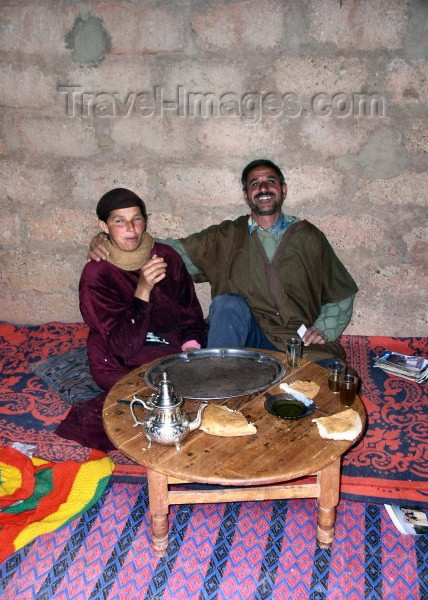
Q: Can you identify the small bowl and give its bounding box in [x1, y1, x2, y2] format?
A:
[264, 392, 315, 420]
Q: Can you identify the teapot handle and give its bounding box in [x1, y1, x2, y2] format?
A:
[130, 395, 152, 427]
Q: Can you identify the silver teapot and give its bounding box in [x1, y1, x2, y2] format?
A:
[130, 371, 207, 451]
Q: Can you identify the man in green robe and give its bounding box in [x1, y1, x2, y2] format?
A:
[89, 159, 358, 361]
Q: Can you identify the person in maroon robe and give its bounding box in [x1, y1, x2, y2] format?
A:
[56, 188, 206, 450]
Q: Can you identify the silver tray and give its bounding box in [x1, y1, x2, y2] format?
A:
[143, 348, 286, 400]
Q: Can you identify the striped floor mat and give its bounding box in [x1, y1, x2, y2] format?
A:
[0, 479, 426, 599]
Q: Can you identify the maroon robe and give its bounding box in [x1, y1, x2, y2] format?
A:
[56, 242, 206, 450]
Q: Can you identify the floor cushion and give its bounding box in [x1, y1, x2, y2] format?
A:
[29, 347, 103, 405]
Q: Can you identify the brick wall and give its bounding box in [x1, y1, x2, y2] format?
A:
[0, 0, 426, 335]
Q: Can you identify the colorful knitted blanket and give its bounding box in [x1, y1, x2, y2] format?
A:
[0, 446, 114, 563]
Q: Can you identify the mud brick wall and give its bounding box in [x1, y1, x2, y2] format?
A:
[0, 0, 426, 335]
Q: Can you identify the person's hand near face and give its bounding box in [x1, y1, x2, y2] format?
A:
[135, 255, 167, 301]
[88, 231, 109, 261]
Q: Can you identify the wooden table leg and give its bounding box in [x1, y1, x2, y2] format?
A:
[316, 457, 341, 548]
[147, 469, 169, 557]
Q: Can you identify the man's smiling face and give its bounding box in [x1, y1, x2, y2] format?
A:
[243, 165, 287, 217]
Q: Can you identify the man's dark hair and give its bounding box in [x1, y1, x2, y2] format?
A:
[241, 159, 285, 190]
[96, 188, 148, 222]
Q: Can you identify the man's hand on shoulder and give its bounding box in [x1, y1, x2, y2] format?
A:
[87, 232, 109, 261]
[302, 326, 327, 345]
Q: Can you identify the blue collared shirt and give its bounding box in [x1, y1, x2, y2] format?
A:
[248, 212, 299, 236]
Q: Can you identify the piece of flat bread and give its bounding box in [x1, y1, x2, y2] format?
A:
[200, 404, 257, 437]
[312, 409, 362, 441]
[287, 380, 320, 399]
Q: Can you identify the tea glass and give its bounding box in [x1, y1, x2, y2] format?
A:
[339, 374, 358, 407]
[328, 359, 345, 394]
[285, 337, 302, 368]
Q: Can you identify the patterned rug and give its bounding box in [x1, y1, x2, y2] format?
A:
[0, 323, 427, 507]
[1, 480, 427, 600]
[340, 335, 428, 506]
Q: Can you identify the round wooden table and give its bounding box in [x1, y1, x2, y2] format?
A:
[103, 352, 366, 557]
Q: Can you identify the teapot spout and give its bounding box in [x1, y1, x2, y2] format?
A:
[189, 402, 208, 432]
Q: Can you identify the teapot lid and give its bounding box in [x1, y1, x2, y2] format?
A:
[152, 372, 182, 408]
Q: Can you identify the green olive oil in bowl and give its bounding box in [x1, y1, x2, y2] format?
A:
[264, 392, 315, 420]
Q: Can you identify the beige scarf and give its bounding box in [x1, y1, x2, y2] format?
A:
[104, 232, 154, 271]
